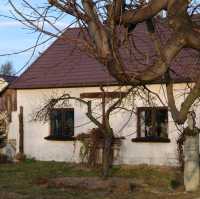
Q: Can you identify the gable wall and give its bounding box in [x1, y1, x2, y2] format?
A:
[8, 83, 200, 166]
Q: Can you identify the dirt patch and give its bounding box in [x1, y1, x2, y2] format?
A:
[37, 177, 142, 192]
[34, 176, 200, 199]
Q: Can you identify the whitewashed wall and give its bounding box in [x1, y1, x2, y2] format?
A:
[8, 83, 200, 166]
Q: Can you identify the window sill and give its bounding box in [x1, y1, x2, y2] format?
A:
[44, 135, 76, 141]
[131, 136, 170, 143]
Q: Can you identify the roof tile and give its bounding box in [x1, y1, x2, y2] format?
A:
[10, 21, 200, 89]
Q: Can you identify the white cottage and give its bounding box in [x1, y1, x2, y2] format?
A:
[7, 25, 200, 166]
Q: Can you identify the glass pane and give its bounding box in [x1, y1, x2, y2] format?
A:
[51, 110, 62, 136]
[63, 110, 74, 137]
[139, 109, 153, 137]
[140, 110, 145, 137]
[144, 109, 153, 136]
[155, 109, 168, 138]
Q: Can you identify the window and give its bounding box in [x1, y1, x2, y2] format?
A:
[49, 108, 74, 139]
[135, 107, 169, 142]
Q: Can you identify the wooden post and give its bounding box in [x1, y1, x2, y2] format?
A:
[19, 106, 24, 154]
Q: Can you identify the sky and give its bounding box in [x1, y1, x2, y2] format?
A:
[0, 0, 72, 75]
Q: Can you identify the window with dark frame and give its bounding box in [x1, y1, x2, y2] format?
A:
[137, 107, 168, 139]
[50, 108, 74, 138]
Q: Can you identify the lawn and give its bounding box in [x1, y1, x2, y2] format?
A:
[0, 160, 199, 199]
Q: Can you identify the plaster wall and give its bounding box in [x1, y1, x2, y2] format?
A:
[8, 83, 200, 166]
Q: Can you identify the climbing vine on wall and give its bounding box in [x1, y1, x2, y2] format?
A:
[76, 128, 122, 168]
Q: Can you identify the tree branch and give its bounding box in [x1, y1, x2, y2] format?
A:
[121, 0, 167, 25]
[48, 0, 88, 21]
[166, 71, 200, 124]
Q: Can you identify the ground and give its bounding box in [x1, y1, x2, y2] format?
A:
[0, 160, 200, 199]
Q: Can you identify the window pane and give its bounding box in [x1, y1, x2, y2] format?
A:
[155, 109, 168, 138]
[144, 109, 153, 136]
[63, 110, 74, 137]
[140, 109, 153, 137]
[51, 110, 62, 136]
[140, 110, 145, 137]
[138, 107, 168, 138]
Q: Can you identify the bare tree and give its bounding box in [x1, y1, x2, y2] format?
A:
[6, 0, 200, 191]
[7, 0, 200, 122]
[0, 61, 15, 76]
[33, 87, 135, 177]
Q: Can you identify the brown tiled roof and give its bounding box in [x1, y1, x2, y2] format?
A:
[10, 21, 200, 89]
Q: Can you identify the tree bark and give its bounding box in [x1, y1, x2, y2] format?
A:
[184, 129, 200, 191]
[102, 131, 113, 178]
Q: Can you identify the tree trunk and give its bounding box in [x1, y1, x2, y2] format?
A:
[102, 133, 113, 178]
[184, 133, 199, 191]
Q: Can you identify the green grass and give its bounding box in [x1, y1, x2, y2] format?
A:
[0, 160, 100, 198]
[0, 160, 199, 199]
